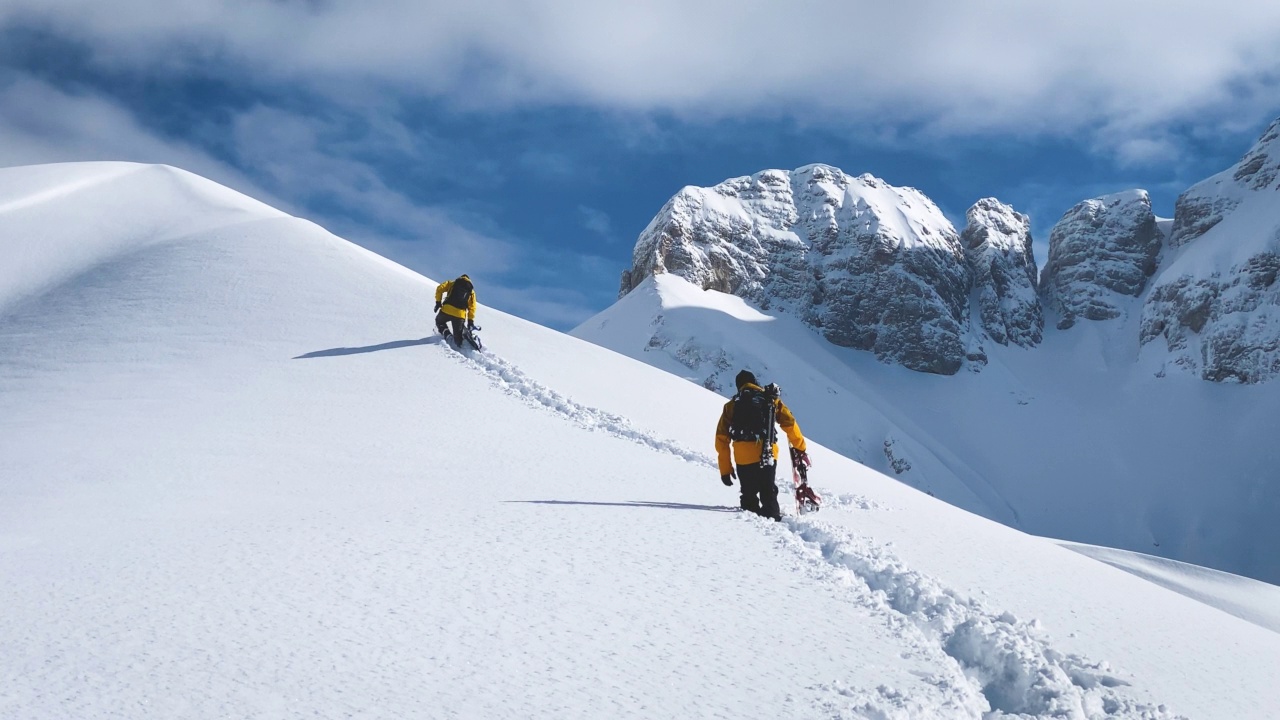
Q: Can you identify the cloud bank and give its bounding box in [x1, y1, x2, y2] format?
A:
[4, 0, 1279, 138]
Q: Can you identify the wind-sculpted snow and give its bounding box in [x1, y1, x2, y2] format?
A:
[962, 198, 1043, 348]
[1040, 191, 1161, 330]
[775, 517, 1182, 719]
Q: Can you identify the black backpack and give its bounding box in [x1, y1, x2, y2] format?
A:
[729, 384, 778, 443]
[444, 276, 473, 310]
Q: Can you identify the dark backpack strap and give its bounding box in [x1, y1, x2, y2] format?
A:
[728, 387, 765, 442]
[444, 277, 473, 309]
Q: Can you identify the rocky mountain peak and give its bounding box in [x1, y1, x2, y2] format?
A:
[961, 198, 1043, 346]
[619, 165, 1043, 375]
[1039, 190, 1161, 329]
[1231, 116, 1280, 191]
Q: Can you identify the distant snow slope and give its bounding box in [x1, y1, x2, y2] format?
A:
[3, 162, 1279, 719]
[574, 273, 1280, 586]
[1058, 542, 1280, 634]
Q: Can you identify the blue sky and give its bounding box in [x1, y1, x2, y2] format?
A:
[2, 2, 1279, 329]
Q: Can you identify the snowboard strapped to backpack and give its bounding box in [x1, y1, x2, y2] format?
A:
[729, 383, 780, 467]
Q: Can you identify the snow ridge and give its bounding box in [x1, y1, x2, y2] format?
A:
[446, 342, 1177, 719]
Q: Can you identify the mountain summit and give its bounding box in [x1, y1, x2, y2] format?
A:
[619, 164, 1042, 375]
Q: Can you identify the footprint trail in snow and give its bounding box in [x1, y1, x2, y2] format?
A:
[446, 343, 714, 468]
[773, 515, 1185, 719]
[447, 343, 1183, 719]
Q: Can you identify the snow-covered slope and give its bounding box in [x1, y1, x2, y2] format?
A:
[575, 274, 1280, 587]
[587, 118, 1280, 590]
[4, 162, 1279, 719]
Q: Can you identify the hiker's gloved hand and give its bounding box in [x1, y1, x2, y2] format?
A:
[433, 301, 442, 312]
[721, 471, 735, 486]
[467, 319, 475, 330]
[790, 447, 810, 466]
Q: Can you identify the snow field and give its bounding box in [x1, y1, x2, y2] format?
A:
[2, 163, 1278, 719]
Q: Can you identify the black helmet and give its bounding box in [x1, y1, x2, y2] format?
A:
[735, 369, 757, 389]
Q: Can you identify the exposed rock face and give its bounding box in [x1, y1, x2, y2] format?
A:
[1141, 254, 1280, 382]
[961, 198, 1043, 346]
[621, 168, 806, 307]
[797, 168, 971, 375]
[1140, 118, 1280, 383]
[1039, 191, 1161, 329]
[620, 165, 976, 374]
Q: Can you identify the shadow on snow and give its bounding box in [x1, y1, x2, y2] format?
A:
[508, 500, 738, 513]
[294, 337, 440, 359]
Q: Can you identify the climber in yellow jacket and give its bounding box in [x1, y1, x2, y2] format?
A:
[715, 370, 808, 520]
[434, 274, 477, 346]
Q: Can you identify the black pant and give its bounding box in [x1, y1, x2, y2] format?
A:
[737, 462, 780, 520]
[435, 310, 465, 345]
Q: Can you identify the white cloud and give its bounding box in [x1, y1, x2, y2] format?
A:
[4, 0, 1280, 143]
[0, 73, 280, 205]
[578, 205, 612, 238]
[1110, 137, 1183, 169]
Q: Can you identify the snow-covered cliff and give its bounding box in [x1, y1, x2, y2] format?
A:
[1039, 191, 1162, 330]
[1140, 118, 1280, 383]
[619, 165, 1029, 375]
[961, 198, 1043, 347]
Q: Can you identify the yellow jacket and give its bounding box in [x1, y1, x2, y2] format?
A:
[435, 278, 477, 322]
[715, 383, 806, 475]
